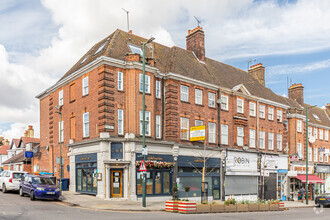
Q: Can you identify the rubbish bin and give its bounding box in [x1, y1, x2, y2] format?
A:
[57, 178, 69, 191]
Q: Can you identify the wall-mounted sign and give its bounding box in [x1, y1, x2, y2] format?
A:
[105, 125, 115, 130]
[25, 151, 33, 158]
[190, 125, 205, 141]
[315, 165, 330, 173]
[292, 164, 314, 174]
[261, 155, 279, 170]
[94, 173, 102, 181]
[226, 151, 258, 172]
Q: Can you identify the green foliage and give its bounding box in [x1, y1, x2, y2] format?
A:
[201, 201, 208, 204]
[211, 201, 216, 204]
[240, 200, 250, 204]
[224, 197, 237, 205]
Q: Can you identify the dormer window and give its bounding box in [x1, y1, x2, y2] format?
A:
[128, 44, 142, 55]
[80, 55, 89, 65]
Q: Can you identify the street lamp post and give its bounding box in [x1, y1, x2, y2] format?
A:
[142, 37, 155, 208]
[55, 105, 63, 196]
[305, 105, 316, 205]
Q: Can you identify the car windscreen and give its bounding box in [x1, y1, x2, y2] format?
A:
[13, 173, 25, 179]
[32, 177, 55, 185]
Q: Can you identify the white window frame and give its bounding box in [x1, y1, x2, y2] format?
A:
[249, 129, 256, 148]
[277, 134, 282, 151]
[156, 115, 161, 139]
[319, 129, 323, 140]
[139, 74, 150, 93]
[268, 132, 274, 150]
[297, 143, 303, 159]
[180, 117, 189, 140]
[277, 109, 282, 122]
[59, 90, 63, 106]
[319, 150, 323, 162]
[259, 104, 265, 119]
[325, 130, 329, 141]
[221, 124, 228, 145]
[83, 76, 89, 96]
[156, 80, 161, 99]
[118, 109, 124, 135]
[314, 128, 318, 139]
[118, 72, 123, 91]
[325, 152, 329, 163]
[139, 111, 151, 136]
[237, 98, 244, 114]
[195, 89, 203, 105]
[268, 107, 274, 121]
[221, 95, 228, 110]
[259, 131, 265, 149]
[314, 148, 318, 162]
[59, 120, 64, 143]
[209, 122, 216, 143]
[308, 147, 312, 162]
[297, 120, 302, 133]
[208, 92, 215, 107]
[237, 126, 244, 146]
[249, 102, 256, 117]
[180, 85, 189, 102]
[195, 120, 203, 126]
[83, 112, 89, 137]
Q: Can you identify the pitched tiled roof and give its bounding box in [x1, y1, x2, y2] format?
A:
[302, 104, 330, 127]
[21, 137, 40, 145]
[0, 145, 10, 155]
[59, 29, 292, 106]
[2, 151, 30, 164]
[12, 139, 20, 147]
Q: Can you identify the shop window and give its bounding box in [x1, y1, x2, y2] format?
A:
[136, 170, 171, 196]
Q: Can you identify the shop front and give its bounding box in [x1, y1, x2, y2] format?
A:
[135, 154, 173, 197]
[277, 155, 289, 201]
[177, 156, 221, 200]
[225, 151, 259, 201]
[315, 164, 330, 194]
[289, 163, 325, 200]
[260, 154, 279, 200]
[75, 153, 98, 195]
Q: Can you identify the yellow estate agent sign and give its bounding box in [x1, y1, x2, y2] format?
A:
[190, 125, 206, 141]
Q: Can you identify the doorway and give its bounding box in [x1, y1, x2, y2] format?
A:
[111, 170, 123, 197]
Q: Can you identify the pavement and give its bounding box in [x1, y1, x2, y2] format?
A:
[60, 191, 316, 212]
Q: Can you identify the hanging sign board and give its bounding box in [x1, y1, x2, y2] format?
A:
[25, 151, 33, 158]
[139, 159, 147, 172]
[190, 125, 205, 141]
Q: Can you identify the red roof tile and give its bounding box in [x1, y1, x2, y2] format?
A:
[0, 145, 10, 155]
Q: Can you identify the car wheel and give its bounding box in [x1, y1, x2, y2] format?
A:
[30, 191, 35, 201]
[2, 184, 7, 193]
[19, 188, 24, 197]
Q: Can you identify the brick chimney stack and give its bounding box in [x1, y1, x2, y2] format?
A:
[186, 26, 205, 62]
[248, 63, 265, 86]
[4, 139, 9, 145]
[288, 83, 304, 105]
[326, 103, 330, 113]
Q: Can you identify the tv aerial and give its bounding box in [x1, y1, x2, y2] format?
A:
[194, 16, 202, 27]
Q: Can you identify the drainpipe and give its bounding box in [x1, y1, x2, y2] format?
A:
[217, 89, 225, 201]
[162, 77, 165, 140]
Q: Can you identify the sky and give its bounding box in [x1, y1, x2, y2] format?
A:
[0, 0, 329, 140]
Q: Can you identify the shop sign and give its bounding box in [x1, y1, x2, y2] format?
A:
[136, 153, 173, 163]
[75, 153, 97, 163]
[315, 165, 330, 173]
[290, 156, 299, 162]
[190, 125, 205, 141]
[292, 164, 314, 174]
[261, 155, 279, 170]
[226, 152, 258, 172]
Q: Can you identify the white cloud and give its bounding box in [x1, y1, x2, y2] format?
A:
[267, 59, 330, 76]
[0, 122, 39, 140]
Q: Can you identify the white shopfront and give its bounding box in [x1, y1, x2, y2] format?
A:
[225, 151, 259, 201]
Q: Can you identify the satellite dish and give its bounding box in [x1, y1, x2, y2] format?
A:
[309, 135, 316, 143]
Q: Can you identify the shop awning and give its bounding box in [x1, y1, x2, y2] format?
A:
[295, 174, 325, 184]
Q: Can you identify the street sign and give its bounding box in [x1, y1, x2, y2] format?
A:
[25, 151, 33, 158]
[142, 147, 148, 156]
[190, 125, 206, 141]
[139, 159, 147, 172]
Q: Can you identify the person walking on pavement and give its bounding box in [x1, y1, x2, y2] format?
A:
[299, 187, 306, 203]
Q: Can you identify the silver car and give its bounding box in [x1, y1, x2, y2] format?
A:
[0, 170, 27, 192]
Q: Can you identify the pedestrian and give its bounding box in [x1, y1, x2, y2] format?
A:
[299, 187, 306, 203]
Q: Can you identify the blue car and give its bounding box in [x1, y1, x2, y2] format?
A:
[19, 174, 60, 201]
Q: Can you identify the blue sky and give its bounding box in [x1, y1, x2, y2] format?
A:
[0, 0, 329, 139]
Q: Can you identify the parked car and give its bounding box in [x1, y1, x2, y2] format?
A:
[315, 193, 330, 207]
[19, 174, 60, 201]
[0, 170, 27, 193]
